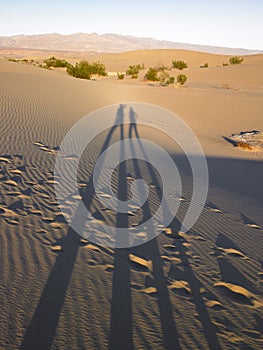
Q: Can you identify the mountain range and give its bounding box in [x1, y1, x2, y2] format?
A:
[0, 33, 262, 55]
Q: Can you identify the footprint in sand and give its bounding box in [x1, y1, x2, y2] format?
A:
[51, 245, 63, 252]
[3, 179, 19, 187]
[214, 282, 263, 307]
[214, 247, 248, 259]
[205, 300, 225, 310]
[240, 213, 262, 230]
[175, 196, 187, 202]
[168, 280, 192, 296]
[0, 157, 10, 163]
[32, 141, 58, 154]
[141, 286, 158, 297]
[129, 254, 152, 272]
[246, 223, 262, 229]
[0, 204, 21, 218]
[206, 202, 223, 213]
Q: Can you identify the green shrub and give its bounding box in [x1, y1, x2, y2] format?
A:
[126, 64, 144, 77]
[90, 61, 107, 76]
[67, 61, 107, 80]
[144, 67, 159, 81]
[200, 62, 209, 68]
[172, 60, 188, 70]
[117, 72, 125, 80]
[166, 76, 175, 85]
[229, 56, 244, 65]
[43, 56, 69, 68]
[177, 74, 187, 86]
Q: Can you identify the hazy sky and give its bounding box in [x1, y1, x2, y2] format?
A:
[1, 0, 263, 49]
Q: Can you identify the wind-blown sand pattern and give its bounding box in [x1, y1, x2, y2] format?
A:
[0, 52, 263, 349]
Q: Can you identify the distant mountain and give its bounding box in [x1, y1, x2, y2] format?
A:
[0, 33, 262, 55]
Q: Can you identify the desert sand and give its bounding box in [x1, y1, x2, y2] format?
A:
[0, 50, 263, 349]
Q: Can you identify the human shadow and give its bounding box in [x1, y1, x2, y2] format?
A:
[20, 104, 132, 350]
[21, 104, 224, 350]
[124, 107, 181, 350]
[125, 107, 222, 349]
[108, 106, 133, 350]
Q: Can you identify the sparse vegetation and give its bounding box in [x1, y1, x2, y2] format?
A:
[7, 58, 35, 65]
[126, 64, 145, 78]
[43, 56, 69, 68]
[159, 71, 170, 85]
[117, 72, 125, 80]
[222, 62, 229, 66]
[229, 56, 244, 65]
[166, 76, 175, 85]
[67, 60, 107, 80]
[200, 63, 209, 68]
[177, 74, 187, 86]
[172, 60, 188, 70]
[144, 67, 159, 81]
[154, 63, 169, 72]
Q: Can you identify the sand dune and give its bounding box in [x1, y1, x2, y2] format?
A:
[0, 52, 263, 349]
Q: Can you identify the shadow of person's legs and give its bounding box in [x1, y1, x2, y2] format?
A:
[21, 105, 128, 350]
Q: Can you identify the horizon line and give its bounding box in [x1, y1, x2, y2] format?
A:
[0, 32, 262, 52]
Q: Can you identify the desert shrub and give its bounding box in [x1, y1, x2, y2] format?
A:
[200, 62, 209, 68]
[229, 56, 244, 65]
[144, 67, 159, 81]
[43, 56, 69, 68]
[177, 74, 187, 86]
[172, 60, 188, 70]
[126, 64, 144, 78]
[159, 71, 170, 85]
[222, 62, 229, 66]
[7, 58, 18, 62]
[166, 76, 175, 85]
[117, 72, 125, 80]
[155, 63, 169, 72]
[90, 61, 107, 76]
[67, 61, 107, 79]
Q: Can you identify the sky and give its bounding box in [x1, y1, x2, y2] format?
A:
[1, 0, 263, 50]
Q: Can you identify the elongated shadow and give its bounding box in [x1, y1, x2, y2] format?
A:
[127, 107, 181, 350]
[109, 109, 133, 350]
[21, 104, 130, 350]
